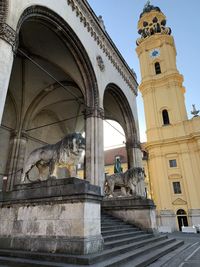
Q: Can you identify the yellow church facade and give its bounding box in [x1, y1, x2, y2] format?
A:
[136, 3, 200, 231]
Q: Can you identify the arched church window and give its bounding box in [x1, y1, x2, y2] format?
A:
[155, 62, 161, 74]
[162, 109, 170, 125]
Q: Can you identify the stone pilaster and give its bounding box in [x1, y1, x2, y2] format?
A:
[84, 106, 104, 193]
[0, 23, 16, 123]
[6, 131, 27, 190]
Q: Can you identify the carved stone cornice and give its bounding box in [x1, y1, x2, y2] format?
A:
[84, 106, 104, 119]
[67, 0, 138, 95]
[0, 0, 8, 23]
[0, 23, 16, 47]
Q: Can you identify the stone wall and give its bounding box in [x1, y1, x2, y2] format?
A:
[102, 197, 157, 232]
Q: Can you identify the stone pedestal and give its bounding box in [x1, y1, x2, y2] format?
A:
[102, 196, 157, 232]
[0, 178, 103, 255]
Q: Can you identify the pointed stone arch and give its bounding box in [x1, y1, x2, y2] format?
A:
[2, 4, 105, 189]
[104, 83, 140, 168]
[16, 5, 99, 109]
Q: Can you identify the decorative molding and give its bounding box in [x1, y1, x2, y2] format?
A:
[96, 55, 105, 71]
[137, 2, 171, 46]
[0, 23, 16, 47]
[172, 198, 187, 206]
[0, 0, 8, 23]
[67, 0, 138, 95]
[159, 209, 175, 216]
[188, 209, 200, 216]
[168, 174, 182, 180]
[84, 106, 104, 119]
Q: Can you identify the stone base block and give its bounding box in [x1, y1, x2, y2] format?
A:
[0, 178, 103, 255]
[0, 235, 103, 255]
[157, 210, 177, 232]
[182, 226, 197, 233]
[158, 226, 172, 233]
[102, 196, 157, 232]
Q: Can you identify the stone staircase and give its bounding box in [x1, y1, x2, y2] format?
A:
[0, 212, 184, 267]
[99, 213, 183, 266]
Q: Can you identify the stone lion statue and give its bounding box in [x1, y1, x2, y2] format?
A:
[104, 167, 145, 197]
[21, 132, 85, 183]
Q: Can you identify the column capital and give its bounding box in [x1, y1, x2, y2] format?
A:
[84, 106, 104, 119]
[0, 23, 17, 48]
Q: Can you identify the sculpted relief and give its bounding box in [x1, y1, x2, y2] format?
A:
[21, 133, 85, 183]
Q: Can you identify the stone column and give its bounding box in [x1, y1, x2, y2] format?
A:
[85, 107, 104, 194]
[126, 139, 141, 167]
[0, 23, 16, 123]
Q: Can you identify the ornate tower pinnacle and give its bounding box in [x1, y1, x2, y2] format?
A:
[144, 1, 151, 9]
[137, 3, 171, 46]
[136, 3, 188, 141]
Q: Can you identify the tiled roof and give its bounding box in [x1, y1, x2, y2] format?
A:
[104, 146, 127, 166]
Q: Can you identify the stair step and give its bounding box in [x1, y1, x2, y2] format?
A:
[101, 217, 123, 221]
[101, 224, 134, 231]
[104, 233, 153, 249]
[0, 239, 184, 267]
[101, 222, 129, 226]
[0, 212, 184, 266]
[0, 250, 89, 266]
[86, 235, 168, 264]
[91, 238, 179, 267]
[122, 240, 184, 267]
[103, 230, 147, 242]
[102, 227, 140, 236]
[0, 256, 62, 267]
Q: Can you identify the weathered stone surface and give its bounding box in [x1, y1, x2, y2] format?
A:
[102, 196, 157, 232]
[0, 178, 103, 255]
[0, 177, 102, 204]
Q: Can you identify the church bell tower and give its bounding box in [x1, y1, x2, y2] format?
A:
[136, 1, 188, 143]
[136, 2, 200, 231]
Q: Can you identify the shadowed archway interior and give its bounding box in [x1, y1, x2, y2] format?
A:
[0, 6, 98, 188]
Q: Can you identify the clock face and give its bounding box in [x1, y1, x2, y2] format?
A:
[150, 49, 160, 58]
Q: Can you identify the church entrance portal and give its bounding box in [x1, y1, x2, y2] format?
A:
[177, 209, 188, 231]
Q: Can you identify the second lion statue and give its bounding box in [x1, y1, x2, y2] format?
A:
[104, 167, 145, 197]
[21, 132, 85, 183]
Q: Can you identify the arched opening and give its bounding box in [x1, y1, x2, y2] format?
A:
[162, 109, 170, 125]
[155, 62, 161, 75]
[103, 84, 139, 172]
[104, 120, 127, 175]
[177, 209, 188, 231]
[0, 6, 98, 188]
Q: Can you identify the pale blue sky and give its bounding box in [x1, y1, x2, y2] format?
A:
[88, 0, 200, 142]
